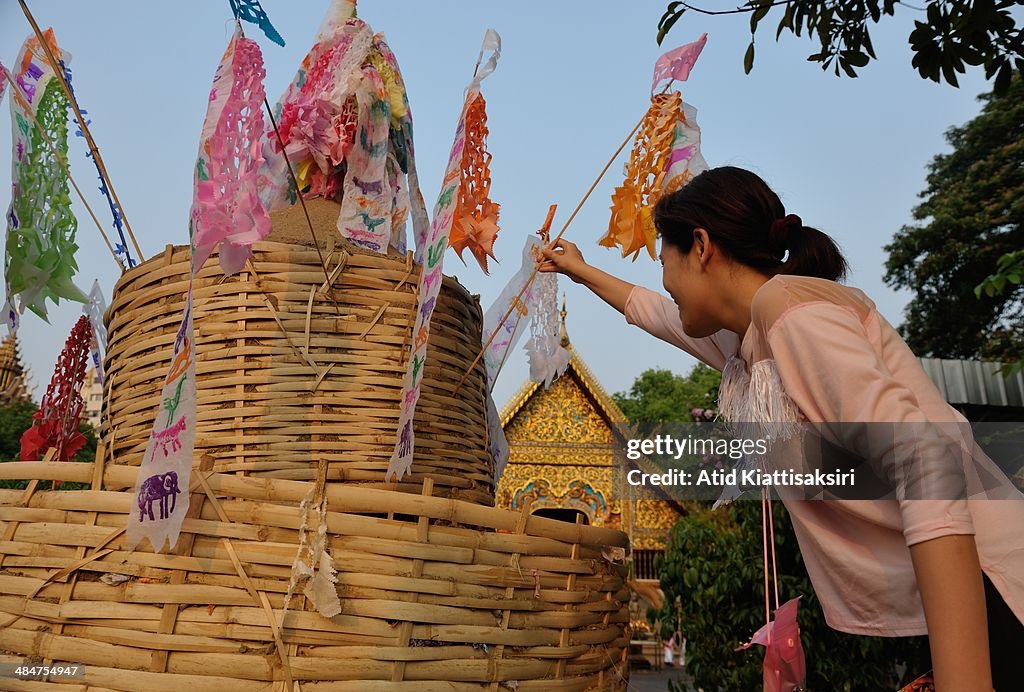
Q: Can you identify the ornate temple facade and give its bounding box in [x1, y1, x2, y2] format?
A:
[496, 303, 683, 583]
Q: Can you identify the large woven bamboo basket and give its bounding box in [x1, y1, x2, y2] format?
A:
[102, 200, 494, 506]
[0, 456, 632, 691]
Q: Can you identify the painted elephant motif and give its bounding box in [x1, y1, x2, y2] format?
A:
[137, 471, 181, 522]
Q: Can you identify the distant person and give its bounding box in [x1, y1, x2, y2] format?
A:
[677, 629, 686, 669]
[663, 630, 677, 668]
[540, 166, 1024, 691]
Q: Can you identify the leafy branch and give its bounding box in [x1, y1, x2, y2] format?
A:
[658, 0, 1024, 94]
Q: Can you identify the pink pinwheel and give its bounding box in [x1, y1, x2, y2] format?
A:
[276, 95, 337, 172]
[736, 596, 807, 692]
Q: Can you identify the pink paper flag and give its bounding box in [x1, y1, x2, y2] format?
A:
[735, 596, 807, 692]
[191, 29, 271, 275]
[652, 33, 708, 93]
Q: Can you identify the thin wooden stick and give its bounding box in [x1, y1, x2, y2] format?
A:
[489, 204, 558, 386]
[18, 0, 144, 262]
[262, 95, 343, 317]
[2, 70, 123, 269]
[232, 16, 341, 320]
[453, 111, 646, 394]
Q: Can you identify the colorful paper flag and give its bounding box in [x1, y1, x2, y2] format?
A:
[386, 29, 502, 482]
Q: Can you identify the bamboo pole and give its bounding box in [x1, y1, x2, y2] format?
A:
[18, 0, 144, 262]
[262, 96, 342, 317]
[0, 462, 629, 548]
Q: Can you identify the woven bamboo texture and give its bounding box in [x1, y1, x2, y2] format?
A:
[0, 455, 632, 691]
[102, 201, 495, 506]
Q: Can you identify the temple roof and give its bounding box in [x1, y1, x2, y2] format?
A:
[500, 296, 626, 428]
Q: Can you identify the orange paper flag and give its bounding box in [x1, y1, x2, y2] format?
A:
[600, 91, 681, 260]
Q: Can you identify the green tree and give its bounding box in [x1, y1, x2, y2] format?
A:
[0, 400, 99, 489]
[658, 501, 930, 691]
[612, 364, 721, 432]
[0, 399, 37, 461]
[976, 249, 1024, 374]
[884, 76, 1023, 362]
[658, 0, 1024, 94]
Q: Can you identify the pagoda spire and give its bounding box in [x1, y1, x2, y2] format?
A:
[0, 333, 32, 405]
[559, 293, 570, 348]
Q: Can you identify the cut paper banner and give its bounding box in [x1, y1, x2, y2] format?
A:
[4, 31, 88, 322]
[602, 36, 709, 261]
[259, 0, 428, 257]
[663, 102, 709, 195]
[128, 26, 270, 552]
[229, 0, 286, 47]
[601, 90, 681, 260]
[486, 393, 510, 482]
[478, 235, 544, 480]
[448, 29, 502, 273]
[735, 597, 807, 692]
[191, 28, 271, 274]
[83, 279, 107, 384]
[652, 32, 708, 93]
[1, 62, 11, 332]
[19, 314, 91, 463]
[386, 29, 502, 483]
[525, 273, 570, 388]
[482, 236, 542, 390]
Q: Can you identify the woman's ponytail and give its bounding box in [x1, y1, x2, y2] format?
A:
[779, 223, 848, 282]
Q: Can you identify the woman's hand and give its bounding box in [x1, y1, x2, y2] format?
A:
[539, 240, 589, 284]
[537, 238, 636, 316]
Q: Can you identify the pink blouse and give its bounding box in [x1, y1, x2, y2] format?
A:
[624, 274, 1024, 636]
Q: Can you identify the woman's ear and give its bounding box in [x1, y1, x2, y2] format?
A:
[693, 228, 713, 267]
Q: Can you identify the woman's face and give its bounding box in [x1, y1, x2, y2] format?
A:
[660, 237, 721, 338]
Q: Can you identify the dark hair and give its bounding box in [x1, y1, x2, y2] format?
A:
[653, 166, 848, 282]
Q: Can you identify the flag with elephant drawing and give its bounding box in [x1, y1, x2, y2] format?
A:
[125, 25, 269, 551]
[125, 294, 196, 552]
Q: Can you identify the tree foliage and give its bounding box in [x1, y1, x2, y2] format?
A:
[612, 365, 721, 432]
[0, 400, 98, 489]
[658, 501, 930, 691]
[976, 249, 1024, 374]
[658, 0, 1024, 94]
[884, 75, 1023, 362]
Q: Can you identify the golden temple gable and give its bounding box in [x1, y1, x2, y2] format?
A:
[496, 300, 683, 578]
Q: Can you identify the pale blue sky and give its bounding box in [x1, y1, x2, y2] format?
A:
[1, 1, 989, 410]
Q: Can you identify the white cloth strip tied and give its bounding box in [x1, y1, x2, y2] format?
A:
[525, 271, 570, 388]
[83, 279, 107, 383]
